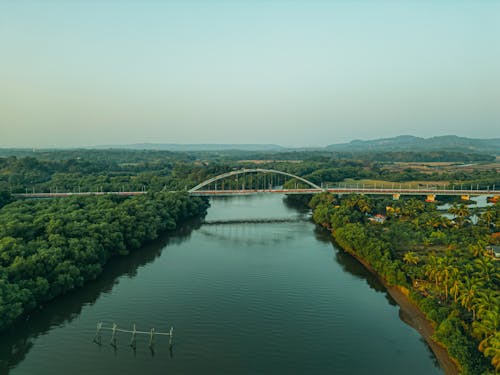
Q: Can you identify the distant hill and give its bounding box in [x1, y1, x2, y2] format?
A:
[2, 136, 499, 155]
[326, 135, 500, 154]
[92, 143, 286, 151]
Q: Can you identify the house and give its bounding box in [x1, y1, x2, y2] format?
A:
[369, 214, 386, 224]
[486, 245, 500, 258]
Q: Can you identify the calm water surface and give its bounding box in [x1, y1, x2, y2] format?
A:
[0, 195, 442, 374]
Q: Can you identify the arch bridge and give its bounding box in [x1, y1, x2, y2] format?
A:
[188, 168, 322, 195]
[188, 168, 499, 199]
[13, 168, 499, 200]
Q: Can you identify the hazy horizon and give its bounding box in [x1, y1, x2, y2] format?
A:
[1, 1, 499, 148]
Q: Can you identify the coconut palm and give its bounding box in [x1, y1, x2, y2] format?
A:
[481, 331, 500, 372]
[449, 278, 461, 303]
[469, 242, 487, 257]
[459, 278, 484, 320]
[474, 257, 497, 284]
[425, 213, 450, 229]
[424, 255, 442, 289]
[403, 251, 420, 265]
[448, 203, 470, 227]
[481, 208, 496, 228]
[474, 310, 499, 343]
[439, 262, 459, 301]
[401, 199, 425, 219]
[474, 291, 500, 321]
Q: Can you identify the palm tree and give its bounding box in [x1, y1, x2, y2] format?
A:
[448, 203, 470, 227]
[469, 241, 487, 257]
[439, 262, 459, 301]
[458, 278, 484, 320]
[403, 251, 420, 265]
[474, 257, 496, 284]
[474, 309, 499, 342]
[425, 213, 450, 229]
[480, 331, 500, 372]
[474, 291, 499, 321]
[424, 255, 441, 289]
[449, 278, 461, 303]
[401, 199, 425, 219]
[481, 208, 495, 228]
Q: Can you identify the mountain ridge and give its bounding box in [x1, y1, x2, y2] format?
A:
[90, 143, 286, 151]
[326, 135, 500, 154]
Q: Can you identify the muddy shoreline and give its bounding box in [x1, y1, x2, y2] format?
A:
[334, 239, 460, 375]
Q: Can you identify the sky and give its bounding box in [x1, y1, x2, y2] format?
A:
[1, 1, 499, 148]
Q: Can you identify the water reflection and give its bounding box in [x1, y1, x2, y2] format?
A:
[333, 241, 388, 294]
[0, 219, 202, 373]
[198, 222, 305, 246]
[1, 195, 444, 375]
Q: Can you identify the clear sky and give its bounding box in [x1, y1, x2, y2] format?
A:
[1, 0, 499, 148]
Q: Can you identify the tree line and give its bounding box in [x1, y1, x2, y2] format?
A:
[310, 193, 499, 374]
[1, 149, 499, 194]
[0, 192, 208, 331]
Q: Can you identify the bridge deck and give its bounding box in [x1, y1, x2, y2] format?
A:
[13, 188, 499, 198]
[13, 191, 147, 198]
[190, 188, 499, 196]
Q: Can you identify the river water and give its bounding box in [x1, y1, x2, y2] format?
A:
[0, 195, 443, 374]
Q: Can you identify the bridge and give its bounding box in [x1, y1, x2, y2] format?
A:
[13, 168, 499, 201]
[13, 191, 147, 198]
[188, 168, 499, 201]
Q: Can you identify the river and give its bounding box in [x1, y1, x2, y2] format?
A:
[0, 194, 443, 374]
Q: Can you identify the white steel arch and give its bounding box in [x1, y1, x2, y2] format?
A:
[188, 168, 322, 192]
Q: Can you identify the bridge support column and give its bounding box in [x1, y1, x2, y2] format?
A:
[426, 194, 436, 202]
[460, 195, 470, 201]
[392, 193, 400, 200]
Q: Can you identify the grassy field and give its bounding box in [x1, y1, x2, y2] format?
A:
[340, 178, 450, 188]
[382, 160, 500, 174]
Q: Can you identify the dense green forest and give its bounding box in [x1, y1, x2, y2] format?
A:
[0, 192, 208, 331]
[1, 149, 498, 194]
[310, 193, 500, 374]
[0, 148, 499, 370]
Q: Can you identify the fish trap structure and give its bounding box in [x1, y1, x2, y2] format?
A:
[93, 322, 174, 350]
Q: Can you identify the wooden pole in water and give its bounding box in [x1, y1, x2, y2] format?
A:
[169, 327, 174, 348]
[130, 323, 137, 348]
[148, 328, 155, 348]
[93, 322, 103, 345]
[110, 323, 117, 347]
[93, 322, 174, 351]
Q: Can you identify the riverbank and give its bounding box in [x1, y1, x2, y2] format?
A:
[0, 192, 209, 332]
[338, 242, 460, 374]
[308, 191, 498, 373]
[3, 194, 447, 375]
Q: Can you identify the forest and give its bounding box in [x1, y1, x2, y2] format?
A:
[0, 192, 208, 331]
[310, 193, 499, 374]
[0, 148, 498, 371]
[1, 149, 499, 195]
